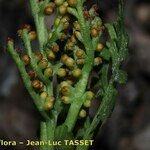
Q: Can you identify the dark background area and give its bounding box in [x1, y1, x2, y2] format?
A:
[0, 0, 150, 150]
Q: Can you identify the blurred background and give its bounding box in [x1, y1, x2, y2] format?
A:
[0, 0, 150, 150]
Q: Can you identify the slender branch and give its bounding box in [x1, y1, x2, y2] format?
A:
[7, 41, 50, 121]
[21, 29, 51, 85]
[30, 0, 48, 53]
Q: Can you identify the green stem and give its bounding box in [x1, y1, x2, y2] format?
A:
[40, 120, 55, 150]
[64, 100, 82, 131]
[40, 122, 47, 150]
[30, 0, 48, 54]
[22, 30, 51, 86]
[7, 41, 50, 121]
[64, 66, 91, 131]
[46, 120, 55, 150]
[64, 0, 94, 132]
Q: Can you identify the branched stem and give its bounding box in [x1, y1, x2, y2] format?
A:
[6, 1, 128, 150]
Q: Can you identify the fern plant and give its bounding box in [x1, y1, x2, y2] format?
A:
[7, 0, 128, 150]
